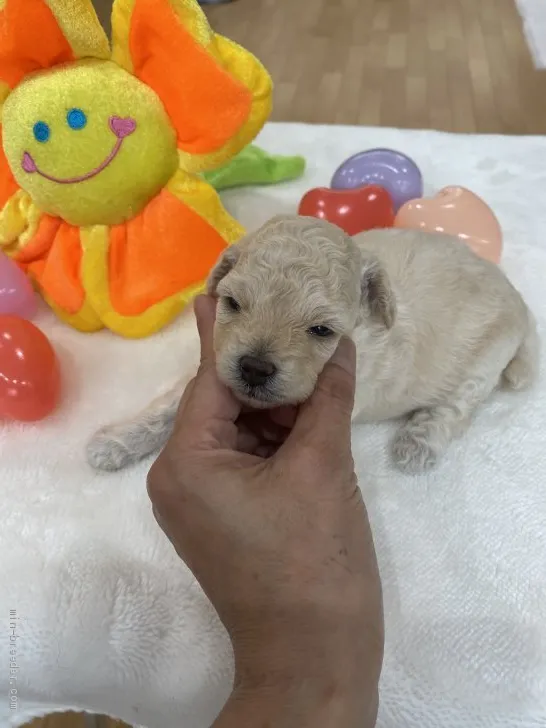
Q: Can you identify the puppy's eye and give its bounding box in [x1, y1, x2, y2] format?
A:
[308, 325, 334, 338]
[225, 296, 241, 312]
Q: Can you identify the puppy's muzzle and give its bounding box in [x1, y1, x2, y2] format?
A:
[238, 355, 277, 387]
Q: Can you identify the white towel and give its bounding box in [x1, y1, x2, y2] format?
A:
[515, 0, 546, 69]
[1, 122, 545, 728]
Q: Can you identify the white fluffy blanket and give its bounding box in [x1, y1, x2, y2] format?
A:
[1, 122, 546, 728]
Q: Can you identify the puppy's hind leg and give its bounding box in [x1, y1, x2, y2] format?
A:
[502, 313, 540, 391]
[392, 331, 528, 474]
[87, 381, 186, 472]
[391, 405, 473, 474]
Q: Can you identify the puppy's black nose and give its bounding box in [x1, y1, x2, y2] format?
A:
[239, 355, 277, 387]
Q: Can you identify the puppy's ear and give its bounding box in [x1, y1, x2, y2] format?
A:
[206, 246, 240, 295]
[360, 257, 396, 328]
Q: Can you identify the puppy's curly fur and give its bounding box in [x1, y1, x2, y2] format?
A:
[87, 215, 539, 474]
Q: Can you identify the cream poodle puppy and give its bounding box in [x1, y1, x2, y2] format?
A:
[87, 214, 538, 474]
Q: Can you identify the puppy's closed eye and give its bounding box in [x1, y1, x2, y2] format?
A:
[225, 296, 241, 313]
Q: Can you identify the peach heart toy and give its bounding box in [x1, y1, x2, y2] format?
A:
[394, 186, 503, 264]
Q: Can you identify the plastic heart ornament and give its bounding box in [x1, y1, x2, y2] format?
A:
[0, 252, 37, 318]
[394, 186, 502, 263]
[298, 184, 395, 236]
[331, 148, 423, 212]
[0, 316, 61, 422]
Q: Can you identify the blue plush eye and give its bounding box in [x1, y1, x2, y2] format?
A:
[33, 121, 50, 143]
[67, 108, 87, 130]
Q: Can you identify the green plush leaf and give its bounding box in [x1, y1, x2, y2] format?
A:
[203, 145, 306, 191]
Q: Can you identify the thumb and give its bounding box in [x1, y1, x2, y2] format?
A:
[285, 337, 356, 458]
[194, 294, 217, 371]
[171, 294, 241, 440]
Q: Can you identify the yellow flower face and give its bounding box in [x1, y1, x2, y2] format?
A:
[2, 60, 179, 226]
[0, 0, 272, 338]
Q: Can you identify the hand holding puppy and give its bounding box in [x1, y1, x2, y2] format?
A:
[147, 294, 384, 728]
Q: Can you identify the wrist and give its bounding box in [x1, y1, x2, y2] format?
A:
[213, 678, 378, 728]
[219, 615, 381, 728]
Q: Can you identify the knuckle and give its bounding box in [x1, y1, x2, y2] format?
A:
[146, 450, 183, 505]
[147, 444, 201, 513]
[146, 458, 167, 503]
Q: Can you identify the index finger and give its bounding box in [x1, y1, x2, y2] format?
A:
[281, 337, 356, 460]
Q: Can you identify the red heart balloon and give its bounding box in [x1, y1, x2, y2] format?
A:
[0, 316, 61, 422]
[298, 184, 395, 235]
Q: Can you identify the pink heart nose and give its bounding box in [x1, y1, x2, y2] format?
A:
[109, 116, 137, 139]
[22, 152, 37, 173]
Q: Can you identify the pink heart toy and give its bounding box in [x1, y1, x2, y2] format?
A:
[394, 186, 503, 264]
[0, 251, 37, 319]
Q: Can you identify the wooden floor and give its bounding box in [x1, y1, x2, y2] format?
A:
[24, 2, 545, 728]
[204, 0, 546, 134]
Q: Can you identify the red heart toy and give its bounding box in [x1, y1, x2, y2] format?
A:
[298, 184, 395, 235]
[0, 316, 61, 422]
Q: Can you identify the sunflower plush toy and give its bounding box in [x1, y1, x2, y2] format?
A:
[0, 0, 275, 337]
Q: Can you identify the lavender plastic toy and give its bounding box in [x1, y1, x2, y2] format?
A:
[331, 148, 423, 213]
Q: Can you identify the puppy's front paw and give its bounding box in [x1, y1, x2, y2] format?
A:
[391, 425, 438, 475]
[86, 428, 134, 472]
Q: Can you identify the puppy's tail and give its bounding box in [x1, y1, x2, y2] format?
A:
[502, 311, 540, 391]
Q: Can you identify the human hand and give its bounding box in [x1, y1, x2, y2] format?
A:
[147, 295, 383, 728]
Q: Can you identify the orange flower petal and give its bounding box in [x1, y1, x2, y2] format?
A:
[11, 214, 61, 264]
[0, 0, 76, 89]
[14, 220, 85, 315]
[127, 0, 252, 156]
[107, 184, 228, 316]
[0, 142, 19, 210]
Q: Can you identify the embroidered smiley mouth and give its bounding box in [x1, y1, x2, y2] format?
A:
[21, 115, 137, 185]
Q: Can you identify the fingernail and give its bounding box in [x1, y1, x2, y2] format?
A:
[330, 336, 356, 374]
